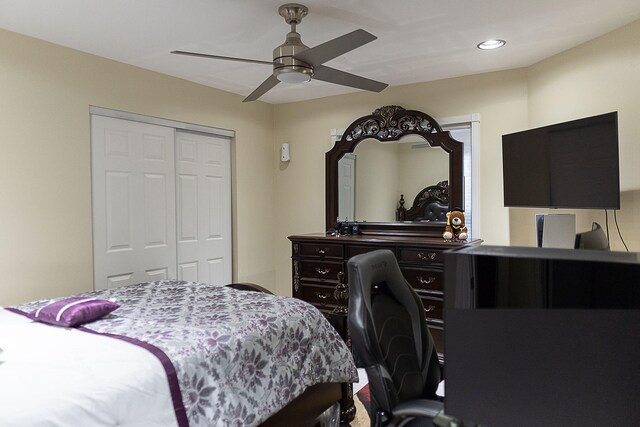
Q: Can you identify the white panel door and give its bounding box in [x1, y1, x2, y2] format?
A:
[92, 115, 177, 289]
[175, 131, 231, 285]
[338, 153, 356, 221]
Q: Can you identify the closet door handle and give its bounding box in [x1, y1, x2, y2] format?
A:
[416, 276, 436, 285]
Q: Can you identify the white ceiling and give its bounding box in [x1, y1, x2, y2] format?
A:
[2, 0, 640, 104]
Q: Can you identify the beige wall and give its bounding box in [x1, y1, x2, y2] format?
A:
[274, 19, 640, 296]
[398, 142, 450, 205]
[3, 18, 638, 304]
[0, 29, 275, 306]
[273, 69, 529, 295]
[353, 140, 399, 222]
[351, 140, 449, 222]
[509, 20, 640, 250]
[346, 139, 450, 223]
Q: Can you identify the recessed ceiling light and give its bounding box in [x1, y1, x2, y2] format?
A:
[477, 39, 506, 50]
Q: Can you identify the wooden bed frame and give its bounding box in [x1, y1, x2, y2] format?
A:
[260, 382, 342, 427]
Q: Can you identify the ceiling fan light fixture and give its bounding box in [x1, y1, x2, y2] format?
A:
[274, 67, 313, 83]
[477, 39, 506, 50]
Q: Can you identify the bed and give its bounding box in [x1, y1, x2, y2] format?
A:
[0, 280, 357, 426]
[396, 180, 450, 222]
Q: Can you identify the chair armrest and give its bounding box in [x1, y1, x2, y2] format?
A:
[391, 399, 461, 427]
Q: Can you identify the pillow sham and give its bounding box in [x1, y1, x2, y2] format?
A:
[30, 297, 119, 327]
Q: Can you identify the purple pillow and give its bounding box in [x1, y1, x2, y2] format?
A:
[30, 297, 119, 327]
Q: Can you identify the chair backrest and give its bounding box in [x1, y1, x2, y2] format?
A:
[575, 222, 610, 250]
[347, 249, 441, 416]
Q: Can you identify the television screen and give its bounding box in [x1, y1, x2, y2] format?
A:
[502, 112, 620, 209]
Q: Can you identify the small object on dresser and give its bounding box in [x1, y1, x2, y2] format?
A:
[351, 222, 360, 235]
[443, 208, 468, 241]
[339, 221, 352, 236]
[329, 217, 342, 236]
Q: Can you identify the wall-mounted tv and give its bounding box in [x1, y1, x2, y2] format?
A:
[502, 112, 620, 209]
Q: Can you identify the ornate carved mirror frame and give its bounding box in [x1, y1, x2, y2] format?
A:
[326, 105, 464, 237]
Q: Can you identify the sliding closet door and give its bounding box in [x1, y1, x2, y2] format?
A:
[92, 115, 177, 289]
[175, 131, 232, 285]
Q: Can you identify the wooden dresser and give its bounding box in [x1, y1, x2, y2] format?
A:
[289, 232, 479, 360]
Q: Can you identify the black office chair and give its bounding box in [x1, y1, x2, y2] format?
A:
[574, 222, 610, 250]
[347, 249, 457, 427]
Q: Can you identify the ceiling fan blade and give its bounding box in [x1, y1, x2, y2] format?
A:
[171, 50, 281, 66]
[243, 75, 280, 102]
[294, 29, 377, 66]
[313, 65, 388, 92]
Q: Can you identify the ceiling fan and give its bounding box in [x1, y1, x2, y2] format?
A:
[171, 3, 388, 102]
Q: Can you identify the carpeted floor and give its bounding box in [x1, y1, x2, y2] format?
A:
[348, 372, 445, 426]
[347, 368, 372, 427]
[350, 384, 371, 426]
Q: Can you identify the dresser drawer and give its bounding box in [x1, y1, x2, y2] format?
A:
[402, 268, 443, 293]
[299, 242, 344, 259]
[299, 283, 337, 309]
[346, 245, 393, 258]
[398, 247, 444, 265]
[420, 296, 444, 323]
[300, 260, 343, 282]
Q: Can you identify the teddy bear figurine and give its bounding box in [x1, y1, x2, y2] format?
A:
[443, 208, 468, 241]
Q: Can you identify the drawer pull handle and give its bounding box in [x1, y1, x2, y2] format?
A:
[316, 248, 328, 255]
[417, 276, 436, 285]
[424, 305, 436, 313]
[315, 292, 330, 300]
[315, 267, 330, 275]
[418, 252, 437, 261]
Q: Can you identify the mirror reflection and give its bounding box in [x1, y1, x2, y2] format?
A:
[338, 136, 449, 223]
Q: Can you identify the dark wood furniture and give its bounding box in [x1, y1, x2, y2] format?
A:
[326, 105, 464, 237]
[260, 382, 341, 427]
[289, 233, 479, 362]
[318, 105, 473, 358]
[292, 105, 478, 422]
[225, 282, 275, 295]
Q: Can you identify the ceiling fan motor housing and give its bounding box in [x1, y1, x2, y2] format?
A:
[273, 31, 313, 83]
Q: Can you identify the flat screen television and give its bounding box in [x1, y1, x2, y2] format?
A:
[502, 112, 620, 209]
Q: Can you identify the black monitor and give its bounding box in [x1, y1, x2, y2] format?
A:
[502, 112, 620, 209]
[443, 246, 640, 427]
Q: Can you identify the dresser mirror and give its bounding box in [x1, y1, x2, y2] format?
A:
[338, 136, 450, 222]
[326, 105, 464, 237]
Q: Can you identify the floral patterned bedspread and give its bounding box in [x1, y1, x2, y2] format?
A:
[13, 281, 358, 426]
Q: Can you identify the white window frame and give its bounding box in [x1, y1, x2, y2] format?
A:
[437, 113, 481, 239]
